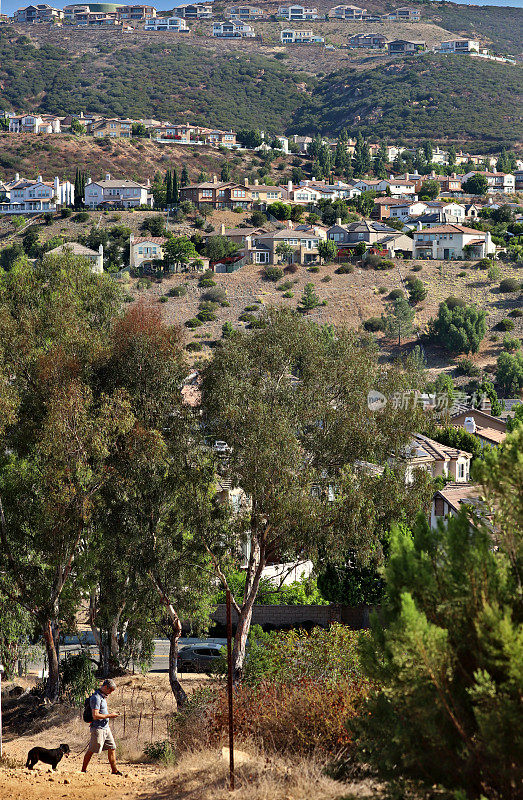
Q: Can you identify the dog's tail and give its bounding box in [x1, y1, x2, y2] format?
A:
[25, 756, 31, 769]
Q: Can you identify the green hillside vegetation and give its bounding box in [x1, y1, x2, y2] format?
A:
[426, 1, 523, 56]
[293, 54, 523, 145]
[0, 30, 308, 131]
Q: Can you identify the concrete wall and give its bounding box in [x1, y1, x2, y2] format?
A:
[211, 603, 373, 630]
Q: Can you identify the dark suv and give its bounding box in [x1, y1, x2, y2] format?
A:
[177, 643, 224, 674]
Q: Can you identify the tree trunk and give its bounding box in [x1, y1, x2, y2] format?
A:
[42, 618, 60, 702]
[168, 631, 187, 709]
[232, 544, 266, 683]
[88, 590, 103, 667]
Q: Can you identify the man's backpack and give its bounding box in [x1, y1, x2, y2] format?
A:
[83, 697, 93, 724]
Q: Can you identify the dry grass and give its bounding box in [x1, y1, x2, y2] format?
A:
[141, 746, 382, 800]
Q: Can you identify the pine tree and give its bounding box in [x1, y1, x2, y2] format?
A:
[353, 132, 371, 177]
[172, 168, 179, 204]
[166, 170, 172, 207]
[180, 165, 189, 188]
[373, 142, 388, 179]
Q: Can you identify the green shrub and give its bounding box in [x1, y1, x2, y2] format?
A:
[335, 264, 354, 274]
[137, 277, 152, 290]
[239, 312, 257, 323]
[476, 257, 492, 270]
[456, 358, 480, 377]
[488, 264, 502, 282]
[75, 211, 89, 223]
[199, 300, 219, 313]
[366, 254, 393, 270]
[243, 304, 259, 312]
[321, 275, 332, 283]
[407, 278, 427, 305]
[499, 277, 520, 293]
[198, 278, 216, 288]
[284, 263, 299, 274]
[143, 740, 176, 765]
[201, 286, 227, 305]
[60, 652, 96, 707]
[276, 281, 294, 292]
[444, 296, 467, 309]
[158, 295, 169, 303]
[377, 286, 387, 294]
[283, 291, 294, 298]
[185, 317, 203, 328]
[264, 266, 284, 281]
[410, 264, 423, 272]
[428, 302, 486, 354]
[307, 265, 320, 273]
[388, 289, 404, 301]
[502, 335, 520, 352]
[196, 310, 217, 322]
[61, 207, 72, 218]
[498, 318, 515, 331]
[364, 317, 384, 332]
[457, 270, 467, 277]
[168, 285, 188, 297]
[508, 308, 523, 318]
[186, 342, 203, 352]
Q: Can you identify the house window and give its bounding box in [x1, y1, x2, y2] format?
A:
[434, 497, 445, 516]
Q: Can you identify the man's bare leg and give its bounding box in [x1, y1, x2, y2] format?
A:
[81, 750, 94, 772]
[108, 748, 121, 775]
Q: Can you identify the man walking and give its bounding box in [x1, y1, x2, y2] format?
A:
[82, 678, 122, 775]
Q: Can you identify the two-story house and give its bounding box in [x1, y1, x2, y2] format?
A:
[0, 174, 74, 214]
[47, 242, 104, 274]
[413, 224, 494, 259]
[430, 483, 488, 530]
[437, 38, 479, 54]
[179, 178, 253, 210]
[348, 32, 388, 48]
[14, 4, 63, 22]
[118, 5, 156, 22]
[227, 5, 263, 19]
[145, 15, 189, 30]
[329, 5, 367, 20]
[87, 119, 133, 138]
[382, 6, 420, 21]
[451, 409, 507, 448]
[173, 3, 213, 18]
[212, 20, 255, 37]
[462, 171, 515, 195]
[8, 114, 61, 134]
[327, 220, 399, 245]
[243, 179, 283, 206]
[84, 174, 152, 208]
[129, 234, 167, 270]
[249, 228, 320, 265]
[277, 5, 318, 20]
[403, 433, 472, 485]
[280, 28, 323, 43]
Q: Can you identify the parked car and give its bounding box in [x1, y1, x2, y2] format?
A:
[177, 643, 224, 673]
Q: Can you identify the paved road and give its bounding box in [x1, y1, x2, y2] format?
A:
[29, 637, 225, 676]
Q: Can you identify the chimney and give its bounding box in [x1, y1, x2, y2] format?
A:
[244, 178, 249, 187]
[98, 244, 103, 255]
[254, 179, 259, 186]
[37, 174, 42, 183]
[213, 174, 218, 184]
[389, 173, 394, 180]
[15, 172, 20, 181]
[287, 181, 292, 192]
[336, 217, 341, 226]
[311, 176, 316, 182]
[86, 177, 92, 185]
[54, 176, 59, 191]
[463, 417, 476, 434]
[416, 220, 422, 230]
[220, 223, 226, 235]
[431, 170, 436, 178]
[452, 172, 457, 178]
[105, 173, 111, 181]
[130, 233, 134, 244]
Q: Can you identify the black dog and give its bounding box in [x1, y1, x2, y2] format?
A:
[26, 743, 70, 770]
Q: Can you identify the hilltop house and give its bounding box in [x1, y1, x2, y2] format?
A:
[329, 5, 367, 20]
[382, 6, 420, 21]
[242, 179, 283, 206]
[326, 220, 413, 256]
[145, 16, 189, 30]
[437, 38, 480, 53]
[277, 5, 318, 20]
[173, 4, 213, 18]
[14, 4, 63, 22]
[451, 409, 507, 448]
[118, 5, 156, 21]
[413, 224, 494, 259]
[212, 20, 255, 37]
[249, 228, 321, 265]
[129, 234, 167, 271]
[46, 242, 104, 274]
[0, 174, 74, 214]
[87, 118, 133, 138]
[280, 28, 324, 43]
[84, 174, 152, 208]
[347, 32, 388, 48]
[8, 113, 61, 133]
[179, 177, 253, 209]
[387, 39, 426, 53]
[227, 5, 263, 18]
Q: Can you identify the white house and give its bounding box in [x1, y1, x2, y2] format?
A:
[430, 484, 488, 530]
[212, 20, 255, 37]
[280, 28, 323, 43]
[130, 234, 167, 270]
[413, 224, 495, 259]
[227, 6, 263, 19]
[437, 38, 480, 54]
[144, 16, 189, 30]
[403, 433, 471, 485]
[0, 174, 74, 214]
[389, 199, 429, 219]
[8, 114, 61, 134]
[462, 171, 515, 195]
[84, 174, 152, 209]
[172, 3, 213, 18]
[46, 242, 104, 274]
[277, 5, 318, 20]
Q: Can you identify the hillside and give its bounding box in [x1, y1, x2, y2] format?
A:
[424, 1, 523, 57]
[294, 54, 523, 145]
